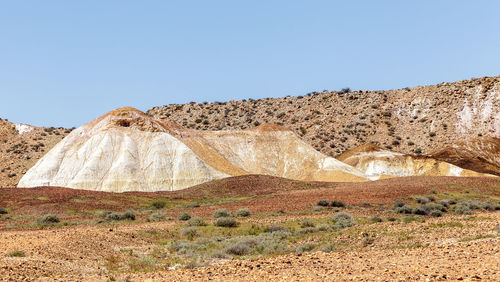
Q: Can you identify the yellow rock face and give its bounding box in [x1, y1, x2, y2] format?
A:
[18, 107, 368, 192]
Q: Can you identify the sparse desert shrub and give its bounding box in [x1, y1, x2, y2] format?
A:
[225, 242, 252, 256]
[148, 212, 166, 222]
[395, 205, 413, 214]
[37, 214, 60, 225]
[412, 206, 428, 215]
[463, 200, 481, 210]
[415, 196, 429, 204]
[186, 217, 207, 226]
[330, 200, 345, 208]
[95, 210, 112, 217]
[321, 243, 335, 253]
[371, 216, 383, 223]
[429, 210, 443, 217]
[7, 250, 25, 257]
[362, 237, 375, 246]
[402, 216, 425, 223]
[480, 202, 496, 211]
[123, 210, 136, 220]
[453, 203, 473, 215]
[181, 227, 198, 240]
[185, 203, 201, 208]
[387, 217, 397, 222]
[317, 200, 329, 207]
[235, 208, 251, 217]
[178, 212, 192, 221]
[213, 209, 231, 218]
[393, 199, 405, 208]
[300, 219, 315, 228]
[104, 210, 136, 222]
[439, 199, 454, 207]
[265, 225, 289, 233]
[0, 207, 7, 214]
[150, 200, 166, 210]
[332, 212, 355, 228]
[214, 217, 238, 227]
[295, 243, 315, 253]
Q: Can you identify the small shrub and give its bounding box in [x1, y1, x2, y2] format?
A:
[362, 237, 375, 246]
[214, 217, 238, 227]
[295, 243, 315, 253]
[320, 243, 335, 253]
[181, 227, 198, 240]
[453, 203, 473, 215]
[395, 205, 413, 214]
[186, 217, 207, 226]
[235, 208, 251, 217]
[178, 212, 192, 221]
[387, 217, 397, 222]
[330, 200, 346, 208]
[0, 207, 8, 214]
[317, 200, 329, 207]
[300, 219, 315, 228]
[225, 242, 251, 256]
[332, 212, 355, 228]
[265, 225, 289, 233]
[95, 210, 112, 217]
[393, 199, 405, 208]
[429, 210, 442, 217]
[412, 206, 428, 215]
[123, 210, 136, 220]
[371, 216, 383, 223]
[185, 203, 201, 208]
[213, 209, 231, 218]
[104, 210, 136, 222]
[464, 200, 481, 210]
[148, 212, 165, 222]
[37, 214, 60, 225]
[150, 200, 166, 210]
[415, 197, 429, 204]
[7, 250, 25, 257]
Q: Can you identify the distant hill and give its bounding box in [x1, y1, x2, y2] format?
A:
[148, 76, 500, 158]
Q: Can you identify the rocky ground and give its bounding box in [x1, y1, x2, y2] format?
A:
[0, 176, 499, 281]
[148, 76, 500, 158]
[0, 118, 70, 187]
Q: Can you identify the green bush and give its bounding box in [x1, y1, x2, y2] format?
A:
[37, 214, 60, 225]
[332, 212, 355, 228]
[178, 212, 192, 221]
[235, 208, 251, 217]
[214, 217, 238, 227]
[317, 200, 329, 207]
[150, 200, 166, 210]
[186, 217, 207, 226]
[330, 200, 346, 208]
[213, 209, 231, 218]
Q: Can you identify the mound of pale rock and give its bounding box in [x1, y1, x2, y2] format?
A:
[18, 107, 367, 192]
[338, 144, 496, 179]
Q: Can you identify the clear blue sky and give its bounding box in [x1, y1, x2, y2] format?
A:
[1, 1, 499, 128]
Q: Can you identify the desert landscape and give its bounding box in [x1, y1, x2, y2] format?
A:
[2, 2, 500, 280]
[1, 76, 500, 281]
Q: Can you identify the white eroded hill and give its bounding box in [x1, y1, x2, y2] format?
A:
[18, 107, 368, 192]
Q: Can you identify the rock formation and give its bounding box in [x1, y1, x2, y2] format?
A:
[338, 144, 495, 179]
[18, 107, 368, 192]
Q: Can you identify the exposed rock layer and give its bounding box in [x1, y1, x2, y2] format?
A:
[18, 108, 367, 192]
